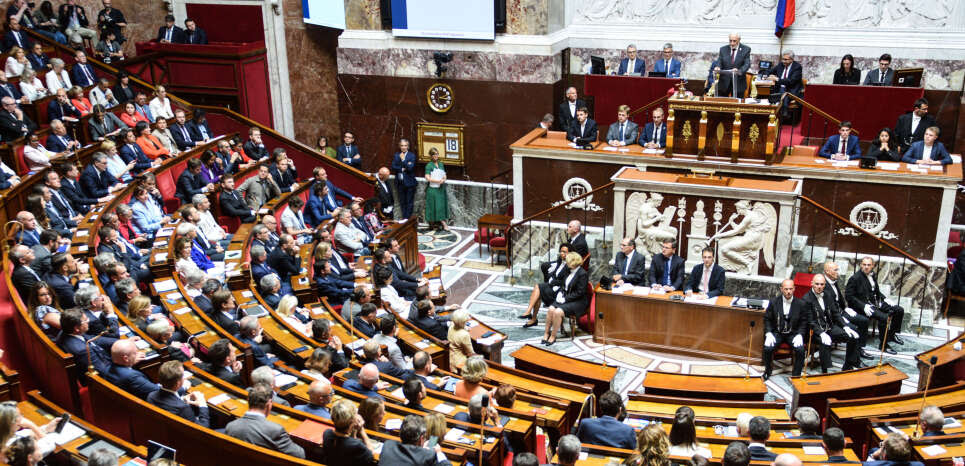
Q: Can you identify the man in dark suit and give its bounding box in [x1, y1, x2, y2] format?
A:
[863, 54, 895, 86]
[336, 131, 362, 169]
[294, 379, 333, 419]
[225, 384, 306, 458]
[766, 51, 804, 119]
[148, 361, 209, 427]
[2, 17, 31, 52]
[268, 234, 300, 283]
[819, 121, 861, 160]
[411, 351, 439, 391]
[412, 300, 448, 341]
[45, 253, 78, 309]
[866, 431, 925, 466]
[361, 340, 412, 380]
[401, 378, 430, 412]
[183, 18, 208, 45]
[71, 50, 97, 87]
[186, 110, 212, 142]
[380, 415, 452, 466]
[686, 247, 726, 298]
[375, 248, 417, 299]
[47, 90, 81, 125]
[894, 98, 937, 153]
[649, 239, 685, 292]
[747, 416, 777, 461]
[575, 390, 636, 450]
[30, 231, 58, 277]
[374, 166, 395, 218]
[315, 260, 354, 304]
[105, 339, 159, 399]
[199, 339, 244, 386]
[237, 316, 277, 368]
[391, 138, 417, 219]
[612, 237, 646, 287]
[156, 14, 185, 43]
[0, 96, 35, 142]
[822, 427, 855, 463]
[616, 44, 645, 76]
[170, 110, 196, 151]
[823, 261, 872, 361]
[194, 279, 219, 315]
[605, 105, 639, 147]
[351, 304, 379, 338]
[311, 319, 350, 374]
[653, 43, 682, 78]
[176, 158, 212, 205]
[9, 244, 42, 297]
[638, 107, 667, 149]
[219, 176, 256, 223]
[566, 220, 589, 257]
[846, 256, 904, 354]
[54, 308, 117, 381]
[716, 33, 751, 97]
[59, 164, 101, 214]
[44, 171, 81, 225]
[567, 107, 597, 144]
[81, 153, 120, 198]
[949, 248, 965, 295]
[804, 274, 861, 372]
[557, 86, 584, 132]
[762, 279, 808, 379]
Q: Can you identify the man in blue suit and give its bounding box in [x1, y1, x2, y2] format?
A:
[147, 361, 209, 427]
[105, 339, 160, 399]
[819, 121, 861, 160]
[71, 50, 97, 87]
[686, 247, 726, 298]
[575, 391, 636, 450]
[391, 138, 417, 219]
[747, 416, 777, 461]
[901, 126, 952, 166]
[616, 44, 645, 76]
[45, 253, 78, 309]
[639, 107, 667, 149]
[611, 237, 646, 286]
[652, 43, 682, 78]
[335, 131, 362, 169]
[294, 379, 333, 419]
[80, 153, 120, 198]
[315, 260, 354, 304]
[343, 363, 385, 400]
[605, 105, 638, 147]
[47, 90, 81, 125]
[55, 308, 117, 382]
[649, 239, 685, 291]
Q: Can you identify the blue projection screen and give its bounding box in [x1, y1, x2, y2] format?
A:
[302, 0, 346, 30]
[391, 0, 495, 40]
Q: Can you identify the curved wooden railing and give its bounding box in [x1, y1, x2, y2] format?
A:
[628, 94, 670, 120]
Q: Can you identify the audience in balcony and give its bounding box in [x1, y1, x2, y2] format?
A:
[94, 30, 123, 64]
[45, 58, 71, 94]
[96, 0, 127, 44]
[58, 0, 97, 50]
[157, 14, 185, 44]
[2, 18, 31, 54]
[71, 50, 97, 87]
[88, 103, 124, 141]
[183, 18, 208, 45]
[4, 46, 30, 78]
[18, 69, 47, 101]
[9, 0, 66, 44]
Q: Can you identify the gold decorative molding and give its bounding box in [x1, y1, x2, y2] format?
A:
[682, 120, 693, 143]
[749, 123, 760, 146]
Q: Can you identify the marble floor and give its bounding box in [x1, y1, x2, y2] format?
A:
[422, 227, 965, 403]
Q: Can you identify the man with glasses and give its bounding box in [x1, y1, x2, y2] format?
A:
[612, 237, 646, 287]
[80, 152, 123, 198]
[617, 44, 644, 76]
[0, 95, 35, 141]
[652, 43, 681, 78]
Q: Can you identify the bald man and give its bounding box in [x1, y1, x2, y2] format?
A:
[567, 220, 589, 257]
[342, 363, 386, 400]
[762, 279, 807, 380]
[105, 339, 161, 399]
[804, 274, 861, 372]
[772, 453, 802, 466]
[294, 379, 333, 419]
[375, 166, 394, 218]
[716, 33, 751, 98]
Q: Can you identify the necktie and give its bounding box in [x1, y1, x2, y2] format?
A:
[654, 125, 660, 142]
[59, 136, 67, 148]
[627, 60, 633, 75]
[165, 28, 172, 41]
[731, 48, 737, 63]
[180, 125, 189, 140]
[54, 190, 74, 216]
[200, 125, 209, 139]
[663, 257, 671, 285]
[624, 252, 632, 275]
[620, 123, 625, 140]
[14, 32, 21, 47]
[782, 66, 789, 80]
[879, 71, 884, 83]
[701, 268, 710, 292]
[82, 65, 93, 84]
[666, 59, 670, 73]
[26, 264, 40, 280]
[839, 138, 846, 154]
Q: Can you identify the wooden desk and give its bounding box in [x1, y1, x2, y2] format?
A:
[641, 371, 767, 401]
[916, 332, 965, 391]
[667, 96, 781, 162]
[377, 218, 420, 275]
[595, 287, 764, 361]
[870, 412, 965, 466]
[626, 393, 790, 423]
[790, 363, 907, 417]
[510, 344, 617, 407]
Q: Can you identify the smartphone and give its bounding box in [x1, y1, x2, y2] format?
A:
[55, 413, 71, 433]
[425, 436, 438, 448]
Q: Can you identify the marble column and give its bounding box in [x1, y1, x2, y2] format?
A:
[612, 186, 626, 254]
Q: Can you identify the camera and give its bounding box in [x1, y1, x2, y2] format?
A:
[27, 2, 35, 8]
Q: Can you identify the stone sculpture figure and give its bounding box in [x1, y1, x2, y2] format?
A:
[708, 200, 777, 275]
[626, 192, 678, 257]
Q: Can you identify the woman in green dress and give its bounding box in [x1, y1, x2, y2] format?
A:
[424, 148, 450, 231]
[315, 135, 336, 159]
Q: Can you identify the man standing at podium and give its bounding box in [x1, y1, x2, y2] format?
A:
[762, 279, 807, 380]
[617, 44, 645, 76]
[716, 33, 751, 98]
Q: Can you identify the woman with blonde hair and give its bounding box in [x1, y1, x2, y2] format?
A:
[637, 424, 671, 466]
[301, 348, 332, 380]
[542, 251, 588, 346]
[424, 413, 446, 440]
[276, 294, 311, 336]
[447, 309, 475, 372]
[5, 46, 31, 78]
[127, 295, 155, 332]
[454, 355, 489, 400]
[18, 68, 47, 101]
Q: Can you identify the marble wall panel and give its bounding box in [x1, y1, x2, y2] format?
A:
[337, 48, 561, 84]
[505, 0, 548, 35]
[344, 0, 382, 30]
[283, 0, 341, 146]
[380, 178, 512, 229]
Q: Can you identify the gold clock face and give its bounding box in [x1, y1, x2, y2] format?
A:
[427, 83, 454, 113]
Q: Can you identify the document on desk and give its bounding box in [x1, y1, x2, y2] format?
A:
[631, 286, 651, 296]
[642, 148, 665, 155]
[877, 162, 900, 171]
[154, 279, 176, 293]
[612, 283, 634, 293]
[603, 146, 618, 151]
[921, 445, 947, 457]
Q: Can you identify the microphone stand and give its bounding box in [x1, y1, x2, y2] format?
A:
[912, 356, 939, 438]
[84, 330, 110, 372]
[744, 320, 755, 380]
[599, 311, 607, 367]
[801, 330, 814, 382]
[876, 315, 892, 372]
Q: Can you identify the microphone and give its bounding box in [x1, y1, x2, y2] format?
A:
[84, 329, 110, 372]
[913, 355, 940, 438]
[745, 320, 756, 380]
[599, 311, 607, 368]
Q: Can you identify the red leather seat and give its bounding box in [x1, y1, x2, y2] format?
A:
[15, 144, 27, 175]
[218, 215, 240, 234]
[578, 282, 596, 333]
[474, 227, 493, 256]
[793, 272, 815, 298]
[154, 170, 179, 212]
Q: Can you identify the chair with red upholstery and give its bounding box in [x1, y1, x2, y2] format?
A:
[154, 170, 179, 212]
[475, 227, 493, 256]
[218, 215, 241, 234]
[15, 144, 28, 175]
[577, 281, 596, 334]
[793, 272, 815, 298]
[489, 235, 508, 266]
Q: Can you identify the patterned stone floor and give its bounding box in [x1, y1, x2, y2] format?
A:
[422, 228, 965, 403]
